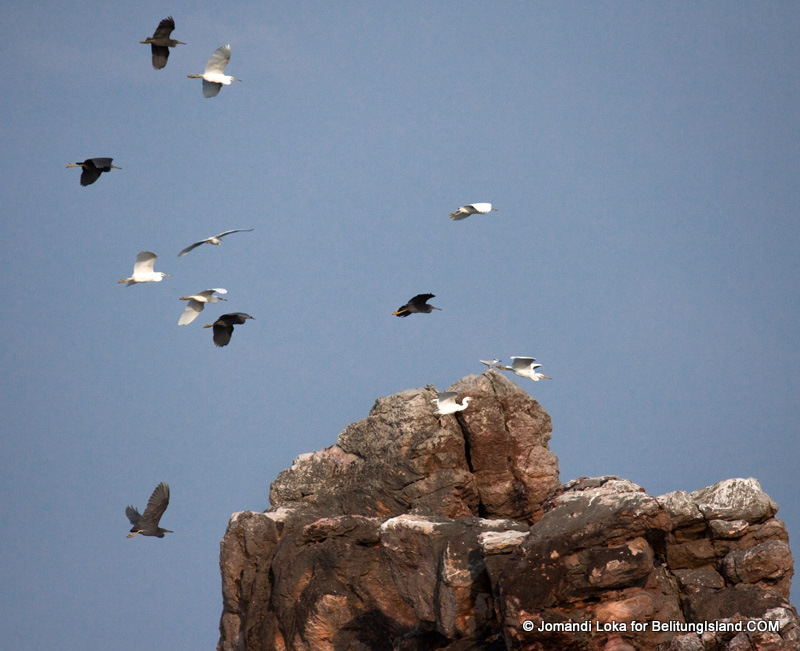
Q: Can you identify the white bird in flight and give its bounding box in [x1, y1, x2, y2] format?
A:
[480, 359, 500, 368]
[187, 44, 241, 98]
[449, 203, 497, 220]
[118, 251, 169, 286]
[497, 357, 551, 381]
[178, 288, 228, 325]
[432, 391, 472, 426]
[178, 229, 254, 257]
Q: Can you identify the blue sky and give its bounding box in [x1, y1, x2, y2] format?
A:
[2, 3, 798, 649]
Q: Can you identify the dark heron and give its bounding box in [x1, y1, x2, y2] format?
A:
[178, 229, 254, 257]
[393, 294, 441, 317]
[204, 312, 254, 347]
[126, 482, 173, 538]
[65, 158, 121, 186]
[187, 44, 241, 98]
[140, 16, 185, 70]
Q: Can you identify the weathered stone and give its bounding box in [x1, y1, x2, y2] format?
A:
[721, 540, 794, 585]
[217, 374, 799, 651]
[691, 478, 778, 523]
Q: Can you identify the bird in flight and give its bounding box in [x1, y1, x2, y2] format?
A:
[204, 312, 254, 347]
[140, 16, 185, 70]
[393, 293, 441, 317]
[497, 357, 552, 381]
[126, 482, 173, 538]
[187, 44, 241, 98]
[178, 229, 254, 257]
[449, 203, 497, 220]
[66, 158, 121, 186]
[118, 251, 169, 286]
[178, 289, 228, 325]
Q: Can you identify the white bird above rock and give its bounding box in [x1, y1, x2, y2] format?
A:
[479, 359, 500, 368]
[432, 391, 472, 426]
[449, 203, 497, 220]
[118, 251, 169, 286]
[178, 229, 254, 257]
[178, 288, 228, 325]
[187, 44, 241, 98]
[497, 356, 551, 381]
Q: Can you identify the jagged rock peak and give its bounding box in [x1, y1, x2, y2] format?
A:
[218, 374, 798, 651]
[269, 370, 560, 524]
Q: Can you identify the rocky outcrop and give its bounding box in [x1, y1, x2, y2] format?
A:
[218, 371, 798, 650]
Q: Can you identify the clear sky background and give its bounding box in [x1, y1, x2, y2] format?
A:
[2, 3, 798, 649]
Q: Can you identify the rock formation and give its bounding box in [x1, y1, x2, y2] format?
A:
[218, 371, 798, 650]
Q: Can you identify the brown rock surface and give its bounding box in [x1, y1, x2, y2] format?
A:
[217, 372, 798, 651]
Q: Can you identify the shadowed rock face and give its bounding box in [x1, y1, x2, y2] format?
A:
[218, 373, 798, 651]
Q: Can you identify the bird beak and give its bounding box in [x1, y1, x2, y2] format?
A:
[432, 306, 442, 311]
[219, 297, 228, 301]
[111, 165, 122, 169]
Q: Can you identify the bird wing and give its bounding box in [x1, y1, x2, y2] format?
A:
[202, 80, 223, 98]
[205, 44, 231, 74]
[410, 293, 435, 308]
[437, 391, 459, 404]
[153, 16, 176, 38]
[80, 167, 102, 186]
[151, 45, 169, 70]
[133, 251, 157, 274]
[177, 241, 204, 257]
[212, 323, 234, 347]
[178, 299, 204, 325]
[139, 482, 170, 527]
[89, 158, 114, 170]
[510, 356, 535, 370]
[214, 228, 254, 239]
[125, 506, 142, 526]
[198, 288, 227, 299]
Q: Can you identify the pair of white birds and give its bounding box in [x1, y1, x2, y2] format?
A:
[481, 357, 551, 381]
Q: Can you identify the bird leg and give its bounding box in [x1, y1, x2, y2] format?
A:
[126, 531, 141, 538]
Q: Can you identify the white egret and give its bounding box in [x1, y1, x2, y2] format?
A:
[204, 312, 254, 347]
[432, 392, 472, 426]
[449, 203, 497, 220]
[178, 288, 228, 325]
[497, 357, 551, 381]
[187, 44, 241, 98]
[66, 158, 121, 186]
[140, 16, 185, 70]
[178, 229, 254, 257]
[393, 294, 440, 317]
[118, 251, 169, 286]
[479, 359, 500, 368]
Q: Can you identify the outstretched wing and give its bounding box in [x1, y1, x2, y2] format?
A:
[139, 482, 170, 527]
[152, 16, 176, 39]
[205, 44, 231, 75]
[178, 299, 204, 325]
[151, 45, 170, 70]
[125, 506, 142, 527]
[202, 80, 223, 98]
[212, 323, 234, 347]
[132, 251, 157, 274]
[177, 241, 204, 257]
[214, 228, 255, 239]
